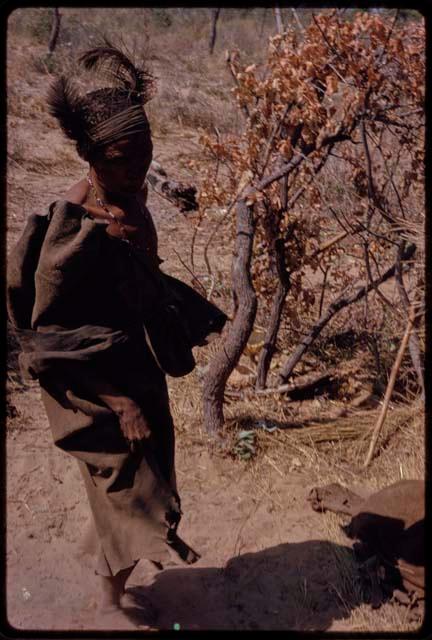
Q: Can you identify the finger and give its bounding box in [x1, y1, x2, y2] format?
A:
[129, 424, 139, 440]
[136, 423, 146, 437]
[134, 424, 144, 440]
[140, 425, 151, 439]
[121, 421, 136, 442]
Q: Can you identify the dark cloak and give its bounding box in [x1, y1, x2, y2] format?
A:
[7, 200, 225, 576]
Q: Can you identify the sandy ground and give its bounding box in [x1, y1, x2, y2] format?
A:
[6, 382, 369, 633]
[6, 94, 424, 634]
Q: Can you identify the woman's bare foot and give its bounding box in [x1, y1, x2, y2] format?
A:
[95, 566, 137, 629]
[95, 566, 158, 629]
[121, 586, 158, 624]
[96, 604, 151, 630]
[98, 566, 132, 608]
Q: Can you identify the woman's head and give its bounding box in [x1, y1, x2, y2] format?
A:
[47, 41, 155, 193]
[90, 131, 153, 195]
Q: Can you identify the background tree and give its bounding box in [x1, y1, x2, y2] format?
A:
[48, 8, 61, 55]
[209, 8, 221, 55]
[194, 10, 424, 435]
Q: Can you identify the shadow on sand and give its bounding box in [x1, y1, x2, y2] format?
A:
[124, 539, 369, 631]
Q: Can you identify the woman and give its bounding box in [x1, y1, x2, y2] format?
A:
[7, 43, 226, 629]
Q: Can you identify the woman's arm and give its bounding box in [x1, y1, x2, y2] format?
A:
[57, 361, 152, 442]
[82, 371, 152, 442]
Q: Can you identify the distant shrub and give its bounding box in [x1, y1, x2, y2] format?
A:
[28, 8, 53, 44]
[152, 8, 172, 29]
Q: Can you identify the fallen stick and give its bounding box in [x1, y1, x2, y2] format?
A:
[147, 162, 198, 213]
[363, 306, 415, 468]
[254, 369, 339, 398]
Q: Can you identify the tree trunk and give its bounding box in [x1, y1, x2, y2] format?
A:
[255, 269, 290, 389]
[278, 243, 416, 384]
[48, 8, 61, 54]
[209, 8, 221, 55]
[259, 7, 268, 37]
[202, 200, 257, 435]
[255, 186, 290, 390]
[291, 8, 304, 32]
[274, 6, 283, 33]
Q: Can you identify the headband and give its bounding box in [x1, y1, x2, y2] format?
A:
[47, 40, 155, 154]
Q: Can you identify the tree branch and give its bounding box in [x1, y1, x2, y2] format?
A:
[225, 50, 250, 120]
[256, 131, 352, 193]
[278, 243, 416, 384]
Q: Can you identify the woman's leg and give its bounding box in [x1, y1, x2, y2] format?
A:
[98, 565, 135, 611]
[96, 561, 158, 630]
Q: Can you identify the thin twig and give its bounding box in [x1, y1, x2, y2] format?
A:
[327, 62, 357, 88]
[363, 242, 397, 313]
[226, 50, 250, 120]
[264, 454, 285, 478]
[203, 191, 245, 276]
[360, 119, 375, 201]
[291, 8, 305, 32]
[376, 9, 399, 67]
[318, 265, 330, 319]
[190, 210, 204, 272]
[363, 306, 415, 467]
[172, 248, 208, 297]
[260, 102, 293, 178]
[312, 12, 340, 59]
[327, 205, 350, 234]
[366, 127, 407, 220]
[206, 274, 216, 302]
[286, 145, 334, 210]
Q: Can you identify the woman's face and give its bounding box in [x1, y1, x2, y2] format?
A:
[91, 131, 153, 196]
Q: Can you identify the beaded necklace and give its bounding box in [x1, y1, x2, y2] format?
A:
[86, 173, 131, 244]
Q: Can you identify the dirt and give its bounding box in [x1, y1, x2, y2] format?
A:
[6, 177, 423, 633]
[6, 33, 424, 633]
[5, 383, 361, 632]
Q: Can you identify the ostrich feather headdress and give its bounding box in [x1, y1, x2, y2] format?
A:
[46, 40, 155, 155]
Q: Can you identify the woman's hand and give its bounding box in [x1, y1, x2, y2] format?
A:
[50, 363, 153, 445]
[84, 202, 127, 224]
[117, 399, 153, 443]
[84, 203, 146, 243]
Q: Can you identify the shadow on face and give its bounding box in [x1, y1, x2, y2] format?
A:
[91, 131, 153, 196]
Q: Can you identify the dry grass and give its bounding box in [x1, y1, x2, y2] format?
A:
[320, 512, 423, 632]
[7, 8, 263, 143]
[246, 398, 424, 487]
[169, 337, 424, 491]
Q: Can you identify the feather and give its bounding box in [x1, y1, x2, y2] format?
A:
[46, 76, 86, 142]
[79, 38, 154, 101]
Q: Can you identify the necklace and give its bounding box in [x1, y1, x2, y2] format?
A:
[87, 174, 131, 244]
[86, 174, 155, 257]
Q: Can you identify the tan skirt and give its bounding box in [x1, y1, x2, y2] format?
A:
[40, 380, 199, 577]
